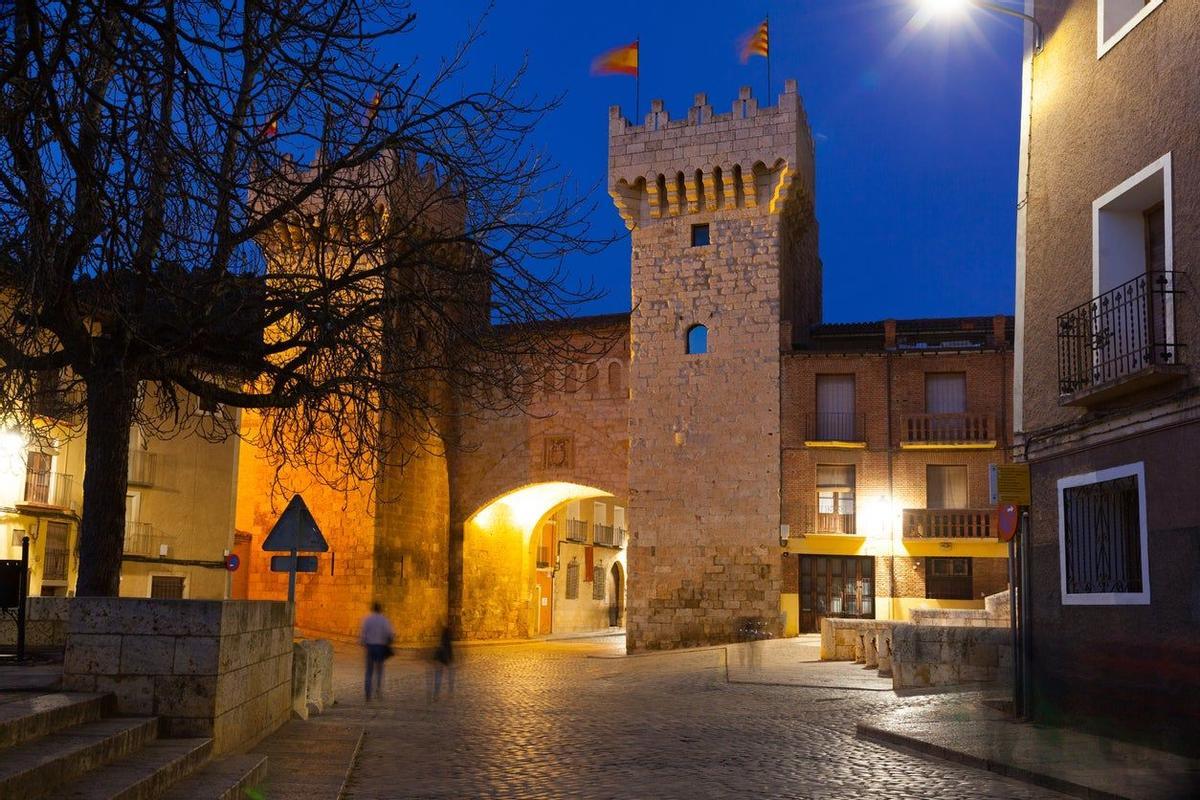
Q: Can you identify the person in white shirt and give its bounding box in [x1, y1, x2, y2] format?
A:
[360, 602, 394, 701]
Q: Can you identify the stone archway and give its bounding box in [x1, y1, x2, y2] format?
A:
[608, 561, 625, 627]
[460, 481, 626, 640]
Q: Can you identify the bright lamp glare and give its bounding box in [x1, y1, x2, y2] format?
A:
[925, 0, 968, 14]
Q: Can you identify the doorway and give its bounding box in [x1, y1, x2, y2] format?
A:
[535, 571, 553, 634]
[608, 562, 624, 627]
[799, 555, 875, 633]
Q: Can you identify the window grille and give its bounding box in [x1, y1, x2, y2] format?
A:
[1063, 475, 1143, 595]
[592, 567, 606, 600]
[150, 576, 185, 599]
[565, 561, 579, 600]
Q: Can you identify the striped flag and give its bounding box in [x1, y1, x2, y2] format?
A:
[591, 40, 639, 77]
[740, 19, 769, 63]
[364, 91, 382, 125]
[258, 114, 279, 140]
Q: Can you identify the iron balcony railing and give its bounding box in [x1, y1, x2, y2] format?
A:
[901, 413, 994, 445]
[123, 521, 173, 557]
[1057, 270, 1183, 397]
[22, 471, 74, 509]
[43, 547, 70, 581]
[565, 518, 588, 543]
[805, 412, 866, 443]
[903, 508, 995, 539]
[593, 523, 625, 548]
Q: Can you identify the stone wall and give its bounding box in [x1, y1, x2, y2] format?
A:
[890, 623, 1012, 689]
[0, 596, 69, 649]
[291, 638, 335, 719]
[61, 599, 292, 754]
[614, 82, 818, 650]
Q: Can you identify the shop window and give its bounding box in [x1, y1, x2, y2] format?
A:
[1057, 462, 1149, 605]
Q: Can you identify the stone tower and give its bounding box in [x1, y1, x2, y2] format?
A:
[610, 81, 821, 650]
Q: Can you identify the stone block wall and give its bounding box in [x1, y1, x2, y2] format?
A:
[291, 638, 335, 719]
[61, 598, 292, 754]
[0, 596, 69, 649]
[890, 623, 1012, 689]
[613, 82, 818, 650]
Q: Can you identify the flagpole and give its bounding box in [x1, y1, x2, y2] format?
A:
[635, 35, 641, 123]
[765, 15, 771, 102]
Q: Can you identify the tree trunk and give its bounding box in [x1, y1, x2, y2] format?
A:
[74, 370, 137, 596]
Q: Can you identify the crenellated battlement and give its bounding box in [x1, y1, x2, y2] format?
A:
[607, 79, 814, 230]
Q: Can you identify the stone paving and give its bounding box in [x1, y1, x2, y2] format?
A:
[318, 634, 1068, 799]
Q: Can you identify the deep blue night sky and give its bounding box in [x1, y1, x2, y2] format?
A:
[404, 0, 1025, 321]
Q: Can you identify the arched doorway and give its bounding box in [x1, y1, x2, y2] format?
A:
[608, 562, 624, 627]
[461, 482, 627, 640]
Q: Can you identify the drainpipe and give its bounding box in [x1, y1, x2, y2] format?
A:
[885, 347, 896, 621]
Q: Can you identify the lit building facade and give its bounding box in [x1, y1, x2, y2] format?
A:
[1015, 0, 1200, 753]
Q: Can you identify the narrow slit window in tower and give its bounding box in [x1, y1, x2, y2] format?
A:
[686, 324, 708, 355]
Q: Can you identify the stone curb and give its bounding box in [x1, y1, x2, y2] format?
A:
[335, 726, 365, 800]
[856, 720, 1130, 800]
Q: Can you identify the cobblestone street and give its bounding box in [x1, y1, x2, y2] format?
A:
[324, 635, 1067, 799]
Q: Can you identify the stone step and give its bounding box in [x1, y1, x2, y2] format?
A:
[53, 738, 212, 800]
[0, 693, 110, 751]
[156, 754, 269, 800]
[0, 716, 158, 800]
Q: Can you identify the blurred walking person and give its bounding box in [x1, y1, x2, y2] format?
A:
[360, 602, 394, 702]
[429, 624, 455, 702]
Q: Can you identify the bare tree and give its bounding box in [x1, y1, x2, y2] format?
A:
[0, 1, 613, 595]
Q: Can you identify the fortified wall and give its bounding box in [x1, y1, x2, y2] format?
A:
[611, 81, 822, 649]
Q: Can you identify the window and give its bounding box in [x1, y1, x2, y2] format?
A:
[150, 575, 185, 599]
[565, 560, 580, 600]
[686, 324, 708, 355]
[690, 223, 710, 247]
[926, 465, 968, 510]
[1057, 462, 1150, 605]
[9, 528, 26, 548]
[925, 558, 973, 600]
[592, 566, 606, 600]
[43, 522, 69, 582]
[1098, 0, 1164, 57]
[925, 373, 966, 414]
[814, 375, 856, 440]
[1088, 153, 1177, 383]
[815, 465, 855, 534]
[23, 452, 52, 504]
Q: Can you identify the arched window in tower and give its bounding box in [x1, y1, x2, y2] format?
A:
[686, 324, 708, 355]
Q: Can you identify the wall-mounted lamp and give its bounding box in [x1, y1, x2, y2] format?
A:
[779, 523, 790, 548]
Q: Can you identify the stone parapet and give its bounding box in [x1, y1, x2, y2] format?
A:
[0, 596, 69, 649]
[890, 623, 1012, 690]
[61, 598, 292, 754]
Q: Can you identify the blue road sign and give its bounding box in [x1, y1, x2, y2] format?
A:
[270, 555, 319, 574]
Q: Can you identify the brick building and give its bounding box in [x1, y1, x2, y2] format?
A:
[1015, 0, 1200, 753]
[235, 80, 1014, 651]
[780, 317, 1013, 634]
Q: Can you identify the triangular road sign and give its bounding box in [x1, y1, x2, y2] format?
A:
[261, 495, 329, 552]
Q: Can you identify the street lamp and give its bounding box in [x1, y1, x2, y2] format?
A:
[924, 0, 1044, 53]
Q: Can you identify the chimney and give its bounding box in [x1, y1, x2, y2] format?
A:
[883, 319, 897, 350]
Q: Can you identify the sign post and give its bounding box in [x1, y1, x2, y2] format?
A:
[991, 464, 1031, 719]
[262, 496, 328, 609]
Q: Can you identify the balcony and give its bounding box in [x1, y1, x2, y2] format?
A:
[127, 450, 159, 487]
[123, 521, 173, 557]
[804, 412, 867, 447]
[43, 547, 70, 582]
[593, 523, 625, 548]
[903, 508, 995, 539]
[901, 413, 996, 449]
[1058, 271, 1186, 406]
[565, 518, 588, 543]
[20, 471, 74, 510]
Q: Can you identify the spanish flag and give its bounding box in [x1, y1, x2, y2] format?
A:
[740, 19, 769, 63]
[591, 40, 639, 77]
